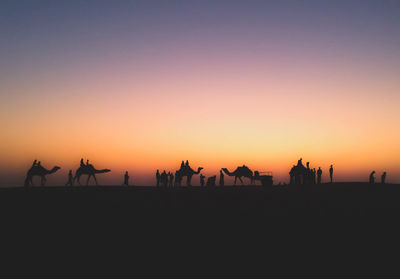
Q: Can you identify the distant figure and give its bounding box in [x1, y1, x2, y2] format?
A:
[289, 166, 295, 184]
[206, 176, 216, 187]
[317, 167, 322, 184]
[181, 161, 185, 170]
[168, 172, 174, 187]
[297, 158, 303, 167]
[37, 161, 41, 167]
[381, 172, 387, 184]
[200, 174, 205, 187]
[306, 162, 310, 170]
[161, 170, 168, 187]
[369, 171, 375, 184]
[312, 168, 316, 184]
[219, 170, 224, 186]
[123, 171, 129, 186]
[65, 170, 73, 186]
[185, 160, 189, 169]
[80, 158, 84, 167]
[86, 159, 89, 166]
[32, 160, 37, 167]
[156, 170, 160, 187]
[329, 165, 333, 183]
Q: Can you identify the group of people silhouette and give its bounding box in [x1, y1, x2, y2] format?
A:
[24, 157, 390, 187]
[369, 171, 387, 184]
[289, 158, 335, 185]
[155, 161, 226, 187]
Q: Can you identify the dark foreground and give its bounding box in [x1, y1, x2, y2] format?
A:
[1, 182, 400, 218]
[2, 183, 400, 271]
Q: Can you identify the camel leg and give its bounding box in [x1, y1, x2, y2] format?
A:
[187, 175, 191, 187]
[76, 175, 81, 186]
[234, 176, 237, 185]
[86, 174, 91, 186]
[238, 177, 243, 185]
[41, 176, 45, 186]
[93, 174, 98, 186]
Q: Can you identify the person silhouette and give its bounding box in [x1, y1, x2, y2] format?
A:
[185, 160, 189, 170]
[86, 160, 89, 166]
[161, 170, 168, 187]
[37, 161, 41, 167]
[156, 170, 160, 187]
[123, 171, 129, 186]
[80, 158, 84, 167]
[65, 170, 73, 186]
[306, 162, 310, 170]
[180, 161, 185, 170]
[200, 174, 205, 187]
[297, 158, 303, 167]
[369, 171, 375, 184]
[329, 165, 333, 183]
[219, 170, 224, 187]
[312, 168, 316, 184]
[169, 172, 174, 187]
[32, 160, 37, 168]
[381, 172, 387, 184]
[317, 167, 322, 184]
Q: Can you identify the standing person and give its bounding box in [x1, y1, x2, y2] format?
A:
[317, 167, 322, 184]
[123, 171, 129, 186]
[65, 170, 74, 186]
[219, 170, 224, 186]
[312, 168, 316, 184]
[156, 170, 160, 187]
[200, 174, 205, 187]
[329, 165, 334, 183]
[169, 172, 174, 187]
[369, 171, 375, 184]
[161, 171, 168, 187]
[32, 160, 37, 168]
[80, 158, 84, 167]
[381, 172, 387, 184]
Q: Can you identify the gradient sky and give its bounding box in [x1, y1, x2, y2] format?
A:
[1, 0, 400, 186]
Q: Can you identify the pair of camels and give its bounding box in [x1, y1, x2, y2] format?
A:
[176, 164, 254, 186]
[24, 162, 110, 187]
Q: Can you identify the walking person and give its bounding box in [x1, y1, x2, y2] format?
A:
[219, 170, 224, 187]
[317, 167, 322, 184]
[65, 170, 74, 186]
[369, 171, 375, 184]
[329, 165, 334, 183]
[123, 171, 129, 186]
[156, 170, 160, 187]
[381, 172, 387, 184]
[200, 174, 205, 187]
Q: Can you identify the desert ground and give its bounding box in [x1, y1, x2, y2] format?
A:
[1, 182, 399, 218]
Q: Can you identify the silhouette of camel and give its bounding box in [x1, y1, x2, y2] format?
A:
[177, 166, 203, 186]
[221, 166, 253, 185]
[24, 164, 60, 187]
[74, 164, 110, 186]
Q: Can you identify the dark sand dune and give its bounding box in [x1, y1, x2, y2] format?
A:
[1, 182, 400, 217]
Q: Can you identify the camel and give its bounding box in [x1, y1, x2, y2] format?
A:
[221, 166, 253, 185]
[74, 164, 110, 186]
[176, 165, 203, 186]
[24, 164, 61, 187]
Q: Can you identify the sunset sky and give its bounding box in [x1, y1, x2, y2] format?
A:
[1, 0, 400, 186]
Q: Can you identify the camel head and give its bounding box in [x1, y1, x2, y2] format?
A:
[50, 166, 61, 174]
[198, 167, 203, 172]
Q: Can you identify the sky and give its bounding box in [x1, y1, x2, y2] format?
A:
[1, 0, 400, 186]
